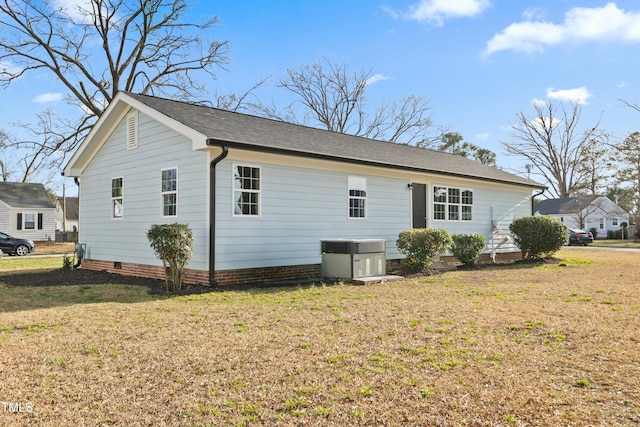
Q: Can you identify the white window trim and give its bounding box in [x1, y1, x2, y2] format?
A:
[348, 175, 367, 220]
[232, 163, 261, 218]
[23, 212, 37, 230]
[161, 167, 178, 218]
[126, 110, 138, 150]
[112, 176, 124, 220]
[432, 184, 474, 222]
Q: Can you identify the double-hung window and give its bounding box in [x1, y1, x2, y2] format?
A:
[161, 168, 178, 217]
[233, 165, 260, 216]
[348, 176, 367, 219]
[24, 213, 36, 229]
[112, 177, 124, 219]
[17, 213, 42, 230]
[433, 185, 473, 221]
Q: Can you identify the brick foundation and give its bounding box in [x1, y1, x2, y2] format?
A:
[81, 251, 522, 287]
[81, 259, 322, 286]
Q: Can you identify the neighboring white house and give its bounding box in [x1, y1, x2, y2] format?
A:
[534, 196, 630, 238]
[0, 182, 56, 242]
[55, 196, 79, 232]
[63, 91, 546, 285]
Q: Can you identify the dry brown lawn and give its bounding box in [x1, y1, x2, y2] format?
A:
[0, 248, 639, 426]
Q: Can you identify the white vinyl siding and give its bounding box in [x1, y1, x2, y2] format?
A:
[216, 161, 410, 270]
[78, 111, 208, 269]
[4, 207, 55, 241]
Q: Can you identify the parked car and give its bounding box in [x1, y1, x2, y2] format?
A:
[567, 228, 594, 246]
[0, 231, 35, 256]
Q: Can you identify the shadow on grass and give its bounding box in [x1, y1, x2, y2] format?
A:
[0, 259, 547, 312]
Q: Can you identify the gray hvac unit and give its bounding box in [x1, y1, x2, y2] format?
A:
[321, 239, 386, 279]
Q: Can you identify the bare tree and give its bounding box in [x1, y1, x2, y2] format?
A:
[0, 0, 229, 176]
[503, 100, 605, 198]
[5, 110, 73, 183]
[265, 58, 438, 146]
[610, 131, 640, 224]
[573, 136, 612, 196]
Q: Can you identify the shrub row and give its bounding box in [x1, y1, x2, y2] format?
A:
[397, 216, 568, 273]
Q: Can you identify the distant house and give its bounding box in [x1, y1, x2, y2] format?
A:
[0, 182, 56, 241]
[534, 196, 630, 238]
[56, 196, 79, 232]
[63, 91, 546, 286]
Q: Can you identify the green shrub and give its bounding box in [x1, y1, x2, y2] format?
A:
[62, 255, 73, 271]
[396, 228, 452, 273]
[589, 227, 598, 240]
[451, 234, 486, 266]
[509, 216, 567, 260]
[147, 223, 194, 293]
[607, 229, 629, 240]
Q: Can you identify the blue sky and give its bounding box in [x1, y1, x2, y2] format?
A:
[3, 0, 640, 189]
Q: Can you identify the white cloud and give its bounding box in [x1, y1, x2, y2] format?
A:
[522, 7, 546, 22]
[32, 93, 64, 104]
[366, 74, 389, 86]
[0, 61, 22, 78]
[546, 87, 592, 104]
[531, 98, 547, 107]
[618, 81, 630, 88]
[390, 0, 491, 26]
[475, 132, 489, 141]
[53, 0, 97, 22]
[484, 3, 640, 56]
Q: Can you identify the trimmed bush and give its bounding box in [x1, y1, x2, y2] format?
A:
[509, 216, 567, 260]
[147, 223, 194, 293]
[451, 234, 486, 267]
[396, 228, 452, 273]
[607, 229, 629, 240]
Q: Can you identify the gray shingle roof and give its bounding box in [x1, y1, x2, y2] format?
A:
[124, 92, 545, 189]
[535, 196, 599, 215]
[57, 197, 79, 221]
[0, 182, 56, 209]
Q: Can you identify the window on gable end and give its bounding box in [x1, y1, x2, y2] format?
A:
[112, 177, 124, 219]
[127, 110, 138, 150]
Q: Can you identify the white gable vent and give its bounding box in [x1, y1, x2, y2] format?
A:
[126, 110, 138, 150]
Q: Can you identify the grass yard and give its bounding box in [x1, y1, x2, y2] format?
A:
[0, 249, 639, 426]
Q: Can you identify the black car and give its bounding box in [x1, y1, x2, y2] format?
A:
[567, 228, 593, 246]
[0, 231, 35, 256]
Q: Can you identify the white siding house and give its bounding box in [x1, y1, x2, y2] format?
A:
[63, 92, 546, 286]
[534, 196, 630, 239]
[0, 182, 56, 242]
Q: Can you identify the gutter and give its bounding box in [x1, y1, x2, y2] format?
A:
[206, 140, 229, 285]
[532, 188, 545, 215]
